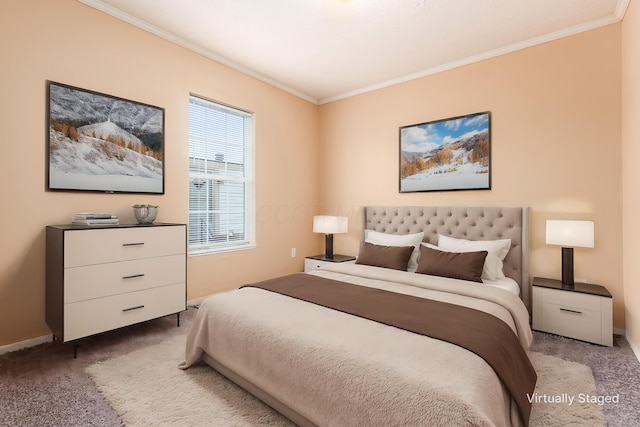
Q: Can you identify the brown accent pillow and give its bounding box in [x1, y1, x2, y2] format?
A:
[415, 245, 487, 283]
[356, 242, 415, 271]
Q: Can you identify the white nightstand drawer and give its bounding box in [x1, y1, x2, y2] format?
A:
[304, 259, 325, 272]
[64, 226, 185, 267]
[64, 283, 185, 341]
[541, 303, 602, 344]
[304, 256, 356, 272]
[64, 254, 186, 303]
[541, 288, 602, 311]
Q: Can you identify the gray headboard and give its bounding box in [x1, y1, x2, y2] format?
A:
[364, 206, 531, 311]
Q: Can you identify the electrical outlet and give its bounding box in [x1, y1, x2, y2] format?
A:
[575, 277, 587, 283]
[291, 248, 296, 258]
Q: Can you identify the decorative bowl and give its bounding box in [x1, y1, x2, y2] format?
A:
[132, 205, 158, 224]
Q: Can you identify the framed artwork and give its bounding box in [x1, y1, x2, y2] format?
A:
[47, 81, 165, 194]
[399, 111, 491, 193]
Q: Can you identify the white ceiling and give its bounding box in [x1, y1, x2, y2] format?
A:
[79, 0, 628, 104]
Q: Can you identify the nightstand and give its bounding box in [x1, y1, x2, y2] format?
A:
[304, 254, 356, 272]
[532, 277, 612, 346]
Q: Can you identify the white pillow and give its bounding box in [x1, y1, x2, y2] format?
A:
[436, 234, 511, 280]
[364, 230, 424, 272]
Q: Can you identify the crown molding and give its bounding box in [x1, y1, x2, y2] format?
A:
[77, 0, 319, 104]
[319, 12, 624, 104]
[78, 0, 625, 106]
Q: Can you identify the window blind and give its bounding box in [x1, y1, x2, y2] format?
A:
[188, 95, 255, 253]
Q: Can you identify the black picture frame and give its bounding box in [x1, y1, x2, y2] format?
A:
[47, 81, 165, 194]
[399, 111, 491, 193]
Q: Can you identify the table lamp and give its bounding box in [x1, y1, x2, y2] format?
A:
[313, 215, 348, 259]
[545, 219, 594, 286]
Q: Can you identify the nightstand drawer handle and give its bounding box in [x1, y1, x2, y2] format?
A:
[122, 242, 145, 247]
[559, 308, 583, 315]
[122, 273, 145, 280]
[122, 305, 145, 312]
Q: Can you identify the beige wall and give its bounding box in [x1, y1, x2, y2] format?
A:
[0, 0, 631, 348]
[622, 0, 640, 354]
[0, 0, 320, 346]
[319, 24, 624, 329]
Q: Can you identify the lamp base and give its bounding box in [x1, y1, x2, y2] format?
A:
[561, 247, 574, 286]
[324, 234, 334, 259]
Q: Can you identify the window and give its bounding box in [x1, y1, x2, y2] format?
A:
[188, 95, 255, 254]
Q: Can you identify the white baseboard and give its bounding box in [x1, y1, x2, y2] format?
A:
[0, 334, 52, 356]
[2, 316, 640, 364]
[188, 296, 208, 307]
[626, 333, 640, 363]
[614, 328, 640, 362]
[0, 305, 203, 356]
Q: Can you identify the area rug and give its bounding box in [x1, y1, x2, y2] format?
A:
[86, 336, 605, 426]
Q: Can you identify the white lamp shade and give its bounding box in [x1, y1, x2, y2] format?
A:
[546, 220, 594, 248]
[313, 216, 348, 234]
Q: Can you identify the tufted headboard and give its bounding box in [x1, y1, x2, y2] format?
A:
[364, 206, 531, 310]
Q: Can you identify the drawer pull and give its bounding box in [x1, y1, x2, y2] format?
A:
[122, 305, 145, 312]
[122, 242, 145, 247]
[559, 308, 583, 315]
[122, 273, 145, 280]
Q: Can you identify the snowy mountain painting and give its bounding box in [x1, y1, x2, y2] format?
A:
[47, 81, 164, 193]
[400, 111, 491, 192]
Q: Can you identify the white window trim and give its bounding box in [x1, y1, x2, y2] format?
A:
[187, 95, 256, 256]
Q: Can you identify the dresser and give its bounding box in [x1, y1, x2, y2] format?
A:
[45, 223, 187, 345]
[532, 276, 612, 346]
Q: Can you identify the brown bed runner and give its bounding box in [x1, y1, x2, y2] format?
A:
[242, 273, 537, 426]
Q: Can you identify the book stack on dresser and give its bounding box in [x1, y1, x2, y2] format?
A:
[72, 212, 119, 225]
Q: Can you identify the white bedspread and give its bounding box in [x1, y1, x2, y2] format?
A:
[181, 263, 533, 427]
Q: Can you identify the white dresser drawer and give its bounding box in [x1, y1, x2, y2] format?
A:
[64, 226, 185, 267]
[64, 254, 186, 303]
[63, 283, 185, 341]
[541, 303, 602, 344]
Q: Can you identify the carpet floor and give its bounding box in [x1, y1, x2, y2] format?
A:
[530, 330, 640, 426]
[1, 306, 639, 426]
[85, 333, 605, 426]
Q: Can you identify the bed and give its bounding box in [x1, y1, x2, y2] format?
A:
[181, 206, 536, 427]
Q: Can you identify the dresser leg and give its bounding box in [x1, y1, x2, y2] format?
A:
[177, 312, 181, 327]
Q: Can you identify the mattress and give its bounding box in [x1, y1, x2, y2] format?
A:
[484, 277, 520, 295]
[181, 263, 534, 427]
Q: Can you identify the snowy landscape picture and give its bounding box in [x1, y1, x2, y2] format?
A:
[47, 81, 164, 194]
[399, 111, 491, 192]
